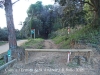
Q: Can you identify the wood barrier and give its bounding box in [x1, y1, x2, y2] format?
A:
[25, 49, 92, 63]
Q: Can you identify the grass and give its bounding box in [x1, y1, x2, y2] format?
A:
[0, 58, 5, 66]
[51, 25, 100, 49]
[50, 59, 54, 64]
[21, 38, 44, 49]
[0, 41, 7, 46]
[67, 62, 79, 68]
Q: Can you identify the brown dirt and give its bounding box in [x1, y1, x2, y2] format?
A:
[43, 40, 58, 49]
[1, 40, 100, 75]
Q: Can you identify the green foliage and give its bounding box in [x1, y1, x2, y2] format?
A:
[20, 17, 31, 38]
[0, 58, 4, 66]
[50, 59, 54, 64]
[52, 18, 63, 31]
[21, 38, 44, 49]
[0, 41, 7, 46]
[0, 28, 8, 41]
[51, 24, 100, 49]
[30, 18, 42, 38]
[0, 28, 22, 41]
[22, 1, 58, 38]
[27, 1, 43, 16]
[83, 2, 93, 25]
[15, 29, 23, 39]
[22, 0, 100, 39]
[62, 4, 87, 28]
[67, 62, 79, 68]
[51, 28, 68, 45]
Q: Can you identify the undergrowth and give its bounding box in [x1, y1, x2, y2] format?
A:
[21, 38, 44, 49]
[50, 25, 100, 50]
[0, 58, 5, 66]
[0, 41, 7, 46]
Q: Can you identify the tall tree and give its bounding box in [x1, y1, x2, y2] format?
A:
[4, 0, 17, 49]
[81, 0, 100, 26]
[0, 0, 22, 60]
[55, 0, 100, 26]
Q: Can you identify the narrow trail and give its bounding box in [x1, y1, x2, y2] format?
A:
[43, 40, 57, 49]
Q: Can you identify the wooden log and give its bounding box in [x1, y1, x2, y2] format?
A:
[25, 51, 28, 63]
[25, 49, 92, 52]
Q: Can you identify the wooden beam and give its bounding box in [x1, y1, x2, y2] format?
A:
[25, 49, 92, 52]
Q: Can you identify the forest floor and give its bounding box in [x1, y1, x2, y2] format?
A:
[1, 39, 100, 75]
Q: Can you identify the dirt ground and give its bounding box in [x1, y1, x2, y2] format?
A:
[43, 40, 58, 49]
[1, 40, 100, 75]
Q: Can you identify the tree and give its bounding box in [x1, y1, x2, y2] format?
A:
[0, 0, 25, 60]
[21, 3, 63, 38]
[27, 1, 43, 17]
[55, 0, 100, 26]
[55, 0, 83, 27]
[20, 17, 31, 38]
[81, 0, 100, 26]
[4, 0, 17, 49]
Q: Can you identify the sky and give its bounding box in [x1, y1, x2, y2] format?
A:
[0, 0, 54, 30]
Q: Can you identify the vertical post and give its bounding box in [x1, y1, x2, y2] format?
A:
[4, 54, 8, 63]
[67, 52, 70, 63]
[31, 29, 35, 39]
[38, 30, 39, 35]
[87, 51, 91, 63]
[25, 50, 28, 64]
[34, 29, 35, 39]
[31, 30, 32, 38]
[8, 49, 11, 62]
[68, 27, 70, 35]
[67, 52, 71, 63]
[8, 56, 11, 62]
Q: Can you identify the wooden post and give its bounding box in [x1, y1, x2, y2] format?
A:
[25, 51, 28, 63]
[87, 51, 91, 63]
[68, 27, 70, 34]
[34, 29, 35, 39]
[67, 52, 71, 63]
[31, 32, 32, 38]
[7, 49, 11, 62]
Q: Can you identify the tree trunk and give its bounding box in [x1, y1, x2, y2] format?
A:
[91, 0, 100, 26]
[4, 0, 17, 53]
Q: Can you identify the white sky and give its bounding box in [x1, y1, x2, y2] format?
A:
[0, 0, 54, 30]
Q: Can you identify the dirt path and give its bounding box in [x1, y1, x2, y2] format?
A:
[43, 40, 57, 49]
[1, 40, 98, 75]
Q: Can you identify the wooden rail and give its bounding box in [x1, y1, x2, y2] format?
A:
[25, 49, 92, 63]
[25, 49, 92, 52]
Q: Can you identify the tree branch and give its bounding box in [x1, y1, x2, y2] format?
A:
[12, 0, 20, 5]
[80, 1, 94, 7]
